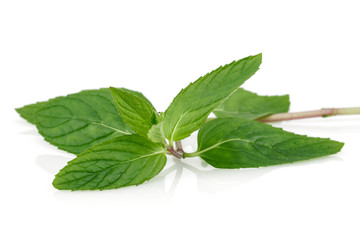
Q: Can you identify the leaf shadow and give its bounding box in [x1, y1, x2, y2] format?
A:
[36, 154, 72, 175]
[270, 116, 360, 134]
[18, 129, 39, 135]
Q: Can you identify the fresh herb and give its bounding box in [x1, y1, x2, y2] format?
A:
[16, 53, 359, 191]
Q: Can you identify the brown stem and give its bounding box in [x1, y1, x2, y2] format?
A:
[207, 107, 360, 123]
[258, 107, 360, 122]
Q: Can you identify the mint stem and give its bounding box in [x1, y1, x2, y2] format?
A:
[183, 151, 198, 158]
[175, 141, 184, 157]
[257, 107, 360, 122]
[166, 145, 183, 159]
[206, 107, 360, 123]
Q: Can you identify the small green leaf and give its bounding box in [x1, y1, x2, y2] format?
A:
[213, 88, 290, 119]
[16, 101, 47, 124]
[148, 121, 165, 143]
[164, 54, 262, 144]
[110, 87, 159, 137]
[34, 88, 134, 154]
[195, 118, 343, 168]
[53, 135, 167, 190]
[147, 112, 165, 143]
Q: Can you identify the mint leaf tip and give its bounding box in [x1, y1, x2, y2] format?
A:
[15, 101, 47, 124]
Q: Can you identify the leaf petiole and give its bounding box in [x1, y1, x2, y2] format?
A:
[182, 151, 199, 158]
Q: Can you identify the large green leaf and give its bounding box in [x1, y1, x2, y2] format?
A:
[194, 118, 343, 168]
[213, 88, 290, 119]
[110, 87, 159, 138]
[164, 54, 262, 144]
[33, 88, 135, 154]
[53, 135, 167, 190]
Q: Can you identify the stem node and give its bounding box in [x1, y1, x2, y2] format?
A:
[166, 145, 183, 159]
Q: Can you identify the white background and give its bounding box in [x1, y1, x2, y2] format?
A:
[1, 1, 359, 239]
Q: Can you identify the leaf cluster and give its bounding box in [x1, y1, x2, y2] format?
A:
[16, 53, 344, 190]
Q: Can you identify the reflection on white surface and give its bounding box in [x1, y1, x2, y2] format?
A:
[18, 128, 39, 136]
[271, 117, 360, 134]
[36, 153, 275, 205]
[36, 154, 72, 175]
[35, 152, 342, 206]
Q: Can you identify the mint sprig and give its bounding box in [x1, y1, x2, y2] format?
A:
[16, 53, 357, 191]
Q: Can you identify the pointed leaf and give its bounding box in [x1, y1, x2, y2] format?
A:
[53, 135, 167, 190]
[16, 101, 47, 124]
[110, 87, 159, 138]
[164, 54, 262, 143]
[213, 88, 290, 119]
[34, 88, 134, 154]
[196, 118, 343, 168]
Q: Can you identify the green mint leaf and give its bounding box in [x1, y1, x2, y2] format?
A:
[34, 88, 134, 154]
[110, 87, 159, 137]
[164, 54, 262, 144]
[213, 88, 290, 119]
[195, 118, 343, 168]
[16, 101, 47, 124]
[53, 135, 167, 190]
